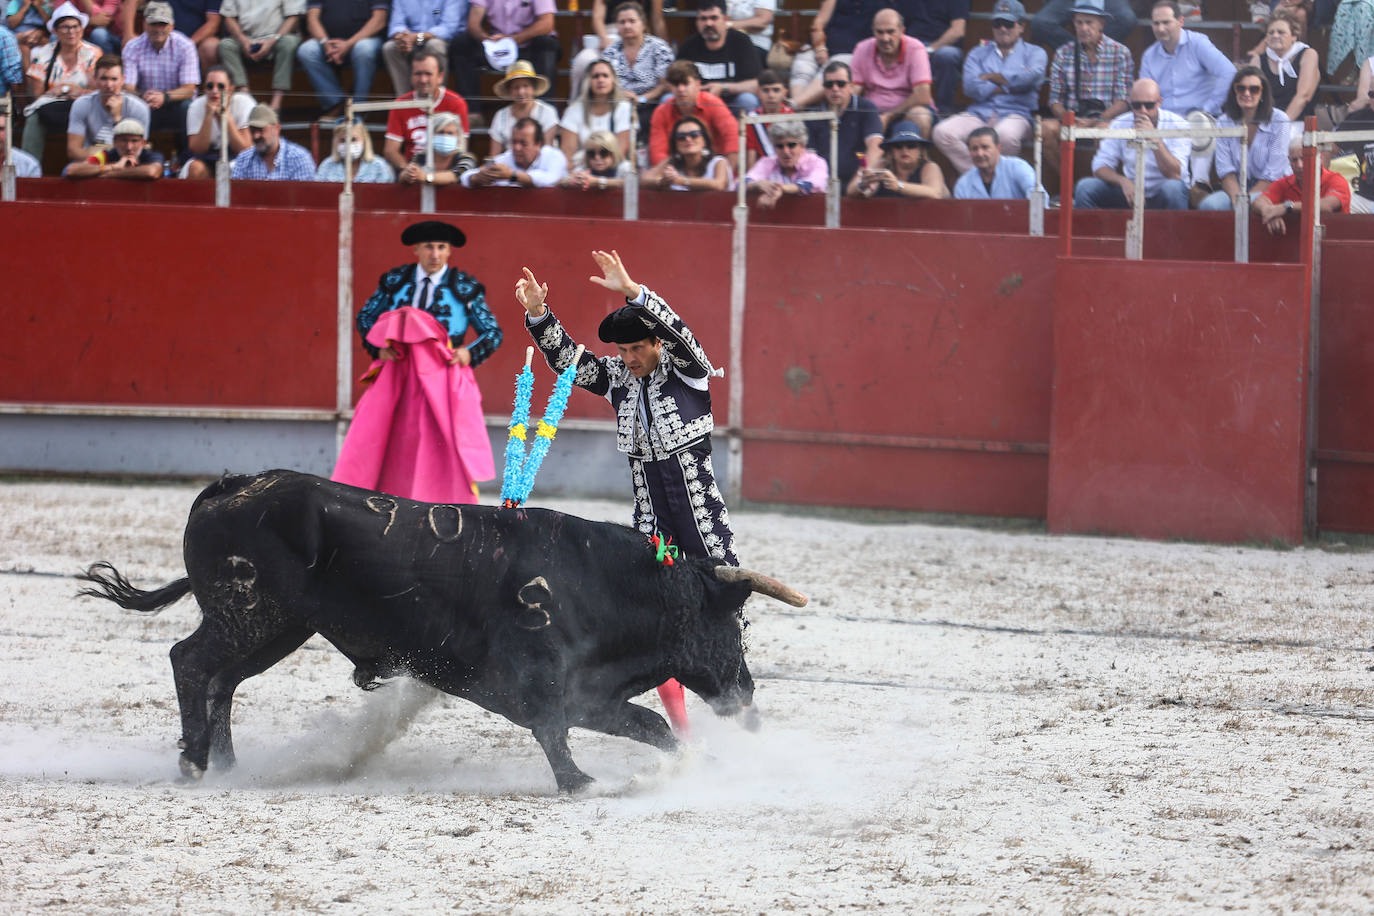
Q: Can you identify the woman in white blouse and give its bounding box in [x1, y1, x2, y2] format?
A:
[560, 58, 634, 164]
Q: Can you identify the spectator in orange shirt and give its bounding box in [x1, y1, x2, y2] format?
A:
[1253, 139, 1350, 235]
[648, 59, 740, 170]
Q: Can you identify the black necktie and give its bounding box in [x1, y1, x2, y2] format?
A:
[416, 276, 432, 311]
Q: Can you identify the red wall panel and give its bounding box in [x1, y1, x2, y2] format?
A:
[739, 228, 1057, 514]
[1048, 257, 1310, 543]
[1315, 240, 1374, 532]
[0, 201, 338, 408]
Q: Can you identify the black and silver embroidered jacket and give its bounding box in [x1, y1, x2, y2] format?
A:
[526, 287, 718, 462]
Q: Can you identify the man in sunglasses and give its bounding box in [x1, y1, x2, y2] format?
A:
[1072, 77, 1191, 209]
[804, 59, 884, 187]
[183, 64, 256, 179]
[931, 0, 1044, 174]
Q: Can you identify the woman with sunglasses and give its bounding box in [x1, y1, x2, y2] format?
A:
[1248, 11, 1318, 127]
[20, 1, 98, 160]
[559, 58, 634, 165]
[560, 129, 633, 189]
[1198, 65, 1292, 211]
[641, 115, 734, 190]
[744, 120, 828, 208]
[848, 119, 947, 199]
[182, 65, 256, 178]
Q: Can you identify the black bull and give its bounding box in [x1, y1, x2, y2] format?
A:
[79, 470, 807, 792]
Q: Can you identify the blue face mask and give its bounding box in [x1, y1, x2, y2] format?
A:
[432, 134, 459, 155]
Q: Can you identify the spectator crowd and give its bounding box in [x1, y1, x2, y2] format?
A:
[0, 0, 1370, 217]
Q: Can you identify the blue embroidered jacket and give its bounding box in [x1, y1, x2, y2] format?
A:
[527, 287, 717, 462]
[357, 264, 502, 365]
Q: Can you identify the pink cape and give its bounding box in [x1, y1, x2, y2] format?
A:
[332, 307, 494, 504]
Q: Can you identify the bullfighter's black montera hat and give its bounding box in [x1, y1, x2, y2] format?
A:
[401, 220, 466, 247]
[598, 305, 661, 344]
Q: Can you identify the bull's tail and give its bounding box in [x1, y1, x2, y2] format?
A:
[76, 562, 191, 614]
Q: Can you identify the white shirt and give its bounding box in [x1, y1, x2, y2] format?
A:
[460, 146, 569, 188]
[412, 264, 448, 308]
[1091, 108, 1192, 194]
[186, 91, 257, 152]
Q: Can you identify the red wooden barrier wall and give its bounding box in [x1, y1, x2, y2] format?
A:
[1048, 257, 1311, 543]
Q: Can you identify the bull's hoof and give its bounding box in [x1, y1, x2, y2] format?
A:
[555, 771, 595, 794]
[176, 737, 187, 749]
[741, 704, 762, 732]
[178, 754, 205, 781]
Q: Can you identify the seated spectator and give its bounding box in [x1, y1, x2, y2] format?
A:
[1350, 55, 1373, 114]
[1039, 0, 1133, 186]
[1330, 1, 1373, 85]
[567, 0, 665, 101]
[489, 59, 558, 156]
[932, 0, 1044, 174]
[21, 3, 99, 162]
[397, 110, 476, 184]
[807, 59, 883, 189]
[1198, 66, 1292, 210]
[727, 0, 775, 66]
[182, 64, 255, 178]
[1248, 11, 1317, 129]
[229, 102, 315, 178]
[219, 0, 304, 111]
[1139, 0, 1234, 119]
[66, 53, 150, 161]
[892, 0, 966, 113]
[63, 115, 163, 177]
[121, 1, 199, 159]
[1030, 0, 1134, 48]
[379, 0, 462, 97]
[745, 119, 828, 207]
[790, 0, 883, 110]
[315, 116, 393, 181]
[125, 0, 222, 74]
[1335, 91, 1374, 212]
[461, 116, 567, 187]
[851, 8, 933, 134]
[953, 125, 1039, 198]
[642, 113, 734, 190]
[450, 0, 558, 103]
[847, 118, 946, 197]
[298, 0, 388, 119]
[382, 45, 469, 176]
[84, 0, 121, 53]
[6, 0, 51, 74]
[648, 60, 740, 169]
[1252, 139, 1350, 233]
[599, 0, 673, 124]
[0, 109, 43, 175]
[676, 0, 761, 113]
[1073, 78, 1191, 210]
[559, 128, 634, 188]
[744, 67, 793, 168]
[560, 57, 633, 163]
[1248, 0, 1310, 58]
[0, 22, 21, 93]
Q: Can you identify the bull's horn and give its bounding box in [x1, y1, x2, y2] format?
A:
[714, 566, 808, 607]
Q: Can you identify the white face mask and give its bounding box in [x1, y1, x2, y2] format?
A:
[432, 134, 460, 155]
[338, 141, 364, 159]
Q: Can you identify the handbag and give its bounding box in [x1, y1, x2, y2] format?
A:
[766, 26, 801, 75]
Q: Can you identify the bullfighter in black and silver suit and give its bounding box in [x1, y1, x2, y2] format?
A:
[515, 250, 738, 567]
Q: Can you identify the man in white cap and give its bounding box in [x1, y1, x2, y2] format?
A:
[229, 102, 316, 179]
[63, 116, 164, 178]
[219, 0, 305, 111]
[121, 1, 199, 159]
[931, 0, 1045, 174]
[65, 53, 150, 162]
[450, 0, 557, 102]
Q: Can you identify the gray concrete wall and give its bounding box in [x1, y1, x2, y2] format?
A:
[0, 415, 730, 502]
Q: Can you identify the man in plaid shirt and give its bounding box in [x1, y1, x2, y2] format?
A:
[0, 23, 22, 91]
[122, 2, 201, 159]
[229, 103, 315, 179]
[1038, 0, 1133, 185]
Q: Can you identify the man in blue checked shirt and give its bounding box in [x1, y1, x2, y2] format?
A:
[230, 103, 316, 179]
[0, 23, 23, 92]
[931, 0, 1045, 174]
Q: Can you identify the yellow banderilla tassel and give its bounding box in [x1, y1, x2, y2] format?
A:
[535, 420, 557, 440]
[510, 423, 527, 441]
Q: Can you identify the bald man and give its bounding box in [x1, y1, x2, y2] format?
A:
[1072, 77, 1191, 210]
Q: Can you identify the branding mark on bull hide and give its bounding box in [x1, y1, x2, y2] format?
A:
[428, 506, 463, 542]
[365, 496, 398, 536]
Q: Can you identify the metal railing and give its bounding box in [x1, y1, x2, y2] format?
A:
[1, 95, 14, 202]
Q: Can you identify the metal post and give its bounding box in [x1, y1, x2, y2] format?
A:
[1125, 141, 1146, 260]
[420, 96, 436, 214]
[1029, 116, 1045, 237]
[728, 198, 748, 509]
[1, 96, 14, 202]
[1059, 111, 1076, 257]
[215, 102, 230, 207]
[623, 109, 639, 220]
[336, 186, 355, 456]
[1233, 134, 1249, 263]
[1300, 116, 1320, 537]
[827, 117, 839, 228]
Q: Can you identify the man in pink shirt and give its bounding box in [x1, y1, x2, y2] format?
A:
[450, 0, 558, 101]
[745, 118, 829, 208]
[850, 8, 933, 135]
